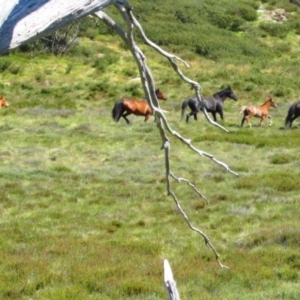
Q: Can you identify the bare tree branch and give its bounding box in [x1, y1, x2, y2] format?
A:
[96, 1, 238, 268]
[0, 0, 237, 269]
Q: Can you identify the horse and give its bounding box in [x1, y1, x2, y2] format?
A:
[285, 101, 300, 128]
[112, 89, 167, 124]
[181, 86, 238, 123]
[0, 96, 9, 108]
[240, 97, 277, 127]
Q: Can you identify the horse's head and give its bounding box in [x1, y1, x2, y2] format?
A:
[156, 89, 167, 101]
[268, 97, 278, 108]
[228, 86, 238, 101]
[215, 86, 238, 101]
[0, 96, 9, 107]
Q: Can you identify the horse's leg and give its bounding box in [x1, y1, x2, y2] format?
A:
[144, 114, 150, 122]
[288, 116, 294, 127]
[241, 110, 249, 127]
[212, 112, 217, 122]
[186, 114, 190, 123]
[241, 116, 245, 127]
[219, 109, 224, 121]
[186, 111, 196, 123]
[191, 111, 198, 121]
[123, 116, 131, 124]
[267, 115, 272, 126]
[122, 112, 131, 124]
[296, 114, 300, 126]
[260, 116, 266, 127]
[290, 115, 298, 127]
[244, 115, 253, 128]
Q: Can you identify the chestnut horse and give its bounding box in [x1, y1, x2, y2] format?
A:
[0, 96, 9, 108]
[112, 89, 167, 124]
[240, 97, 277, 127]
[285, 101, 300, 128]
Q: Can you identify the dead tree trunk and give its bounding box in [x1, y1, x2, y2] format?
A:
[0, 0, 117, 55]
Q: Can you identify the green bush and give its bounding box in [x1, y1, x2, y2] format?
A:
[286, 17, 300, 35]
[8, 64, 21, 75]
[259, 22, 291, 39]
[270, 154, 294, 164]
[121, 67, 138, 78]
[234, 4, 257, 22]
[207, 10, 245, 31]
[0, 56, 12, 72]
[124, 84, 143, 97]
[79, 16, 115, 37]
[10, 0, 300, 64]
[68, 43, 97, 58]
[261, 0, 299, 12]
[92, 53, 119, 71]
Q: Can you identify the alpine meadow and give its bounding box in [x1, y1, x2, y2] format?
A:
[1, 0, 300, 299]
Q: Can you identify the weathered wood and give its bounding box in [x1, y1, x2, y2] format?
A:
[0, 0, 117, 55]
[164, 259, 180, 300]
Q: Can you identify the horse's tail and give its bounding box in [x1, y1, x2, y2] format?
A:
[181, 98, 190, 120]
[239, 106, 248, 114]
[285, 104, 295, 127]
[112, 100, 124, 122]
[284, 115, 289, 127]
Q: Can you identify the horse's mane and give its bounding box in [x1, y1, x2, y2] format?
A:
[213, 86, 230, 98]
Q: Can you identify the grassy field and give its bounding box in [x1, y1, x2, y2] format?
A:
[1, 14, 300, 300]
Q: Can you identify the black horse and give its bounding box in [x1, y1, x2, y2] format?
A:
[285, 101, 300, 127]
[181, 86, 238, 123]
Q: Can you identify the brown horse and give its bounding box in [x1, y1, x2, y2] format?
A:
[0, 96, 9, 108]
[112, 89, 167, 124]
[240, 97, 277, 127]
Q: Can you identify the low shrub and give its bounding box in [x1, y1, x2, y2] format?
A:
[270, 154, 294, 164]
[124, 84, 143, 98]
[0, 56, 12, 72]
[259, 22, 291, 39]
[235, 171, 300, 192]
[8, 64, 21, 75]
[92, 53, 119, 71]
[68, 43, 97, 58]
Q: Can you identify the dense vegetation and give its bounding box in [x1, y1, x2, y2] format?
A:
[0, 0, 300, 299]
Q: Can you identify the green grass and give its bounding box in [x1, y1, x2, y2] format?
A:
[1, 5, 300, 298]
[1, 62, 299, 299]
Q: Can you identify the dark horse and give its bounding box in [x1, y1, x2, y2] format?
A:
[112, 89, 167, 124]
[285, 101, 300, 128]
[181, 86, 238, 123]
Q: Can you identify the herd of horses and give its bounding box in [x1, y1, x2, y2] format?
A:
[111, 87, 300, 128]
[1, 89, 300, 127]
